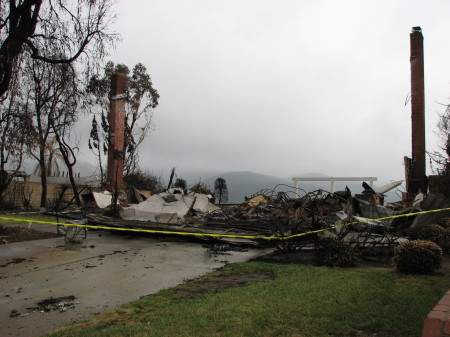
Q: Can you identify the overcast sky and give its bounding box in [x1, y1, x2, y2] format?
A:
[77, 0, 450, 185]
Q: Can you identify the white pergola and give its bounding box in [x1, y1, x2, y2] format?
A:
[292, 177, 378, 196]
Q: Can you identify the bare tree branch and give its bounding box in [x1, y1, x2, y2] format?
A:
[0, 0, 118, 98]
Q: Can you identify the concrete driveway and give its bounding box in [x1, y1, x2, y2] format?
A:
[0, 229, 270, 337]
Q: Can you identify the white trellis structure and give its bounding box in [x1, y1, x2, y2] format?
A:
[292, 177, 378, 196]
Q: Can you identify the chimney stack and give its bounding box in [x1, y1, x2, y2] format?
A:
[106, 72, 127, 190]
[406, 26, 427, 195]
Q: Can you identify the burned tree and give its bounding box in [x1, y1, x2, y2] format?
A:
[0, 89, 31, 202]
[214, 177, 229, 205]
[51, 110, 83, 206]
[0, 0, 118, 98]
[86, 61, 159, 176]
[428, 102, 450, 196]
[429, 103, 450, 176]
[88, 115, 108, 182]
[0, 54, 28, 202]
[24, 58, 81, 208]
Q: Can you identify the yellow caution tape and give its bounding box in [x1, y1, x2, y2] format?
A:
[0, 207, 449, 241]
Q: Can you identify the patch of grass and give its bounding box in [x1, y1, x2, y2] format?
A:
[45, 262, 449, 337]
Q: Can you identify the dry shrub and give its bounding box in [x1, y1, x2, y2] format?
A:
[190, 182, 213, 196]
[437, 217, 450, 229]
[316, 238, 359, 267]
[447, 228, 450, 252]
[393, 240, 442, 274]
[410, 224, 450, 252]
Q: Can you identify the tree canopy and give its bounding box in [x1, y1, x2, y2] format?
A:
[214, 177, 229, 204]
[24, 57, 81, 207]
[0, 0, 118, 98]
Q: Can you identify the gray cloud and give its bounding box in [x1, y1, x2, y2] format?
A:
[76, 0, 450, 184]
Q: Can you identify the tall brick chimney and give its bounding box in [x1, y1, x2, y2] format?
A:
[407, 26, 427, 195]
[106, 72, 127, 190]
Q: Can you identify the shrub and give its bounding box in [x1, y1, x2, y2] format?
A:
[174, 178, 187, 190]
[437, 217, 450, 229]
[316, 238, 359, 267]
[393, 240, 442, 274]
[446, 228, 450, 252]
[190, 182, 214, 196]
[124, 171, 165, 193]
[410, 224, 450, 252]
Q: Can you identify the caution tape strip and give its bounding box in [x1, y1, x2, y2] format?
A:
[1, 207, 449, 241]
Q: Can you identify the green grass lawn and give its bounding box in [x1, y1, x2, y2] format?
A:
[44, 262, 449, 337]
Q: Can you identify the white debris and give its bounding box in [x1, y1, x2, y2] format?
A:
[373, 180, 404, 194]
[92, 191, 118, 209]
[412, 192, 424, 206]
[121, 188, 219, 223]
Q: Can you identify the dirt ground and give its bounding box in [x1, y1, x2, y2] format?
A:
[0, 225, 60, 244]
[173, 272, 276, 297]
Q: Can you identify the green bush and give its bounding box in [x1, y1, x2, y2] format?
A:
[316, 238, 359, 267]
[410, 224, 450, 252]
[393, 240, 442, 274]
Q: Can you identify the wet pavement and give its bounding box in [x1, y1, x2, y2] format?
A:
[0, 229, 271, 337]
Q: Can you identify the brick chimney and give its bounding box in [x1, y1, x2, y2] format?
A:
[407, 26, 427, 195]
[106, 72, 127, 190]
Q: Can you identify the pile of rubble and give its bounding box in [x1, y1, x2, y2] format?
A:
[75, 181, 449, 247]
[121, 187, 219, 224]
[202, 184, 405, 247]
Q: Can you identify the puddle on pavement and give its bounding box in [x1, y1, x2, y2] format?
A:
[0, 258, 28, 268]
[27, 295, 77, 312]
[204, 243, 249, 257]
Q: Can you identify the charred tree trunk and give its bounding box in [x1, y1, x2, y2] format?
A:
[52, 125, 81, 207]
[39, 149, 48, 208]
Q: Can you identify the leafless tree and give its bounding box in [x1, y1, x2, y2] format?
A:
[24, 57, 80, 208]
[0, 56, 32, 202]
[88, 114, 108, 182]
[51, 117, 82, 206]
[0, 0, 118, 98]
[0, 101, 30, 202]
[429, 102, 450, 176]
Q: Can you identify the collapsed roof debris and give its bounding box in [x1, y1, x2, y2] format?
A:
[121, 188, 219, 224]
[82, 191, 119, 209]
[411, 193, 450, 228]
[51, 180, 448, 247]
[115, 181, 406, 245]
[373, 180, 403, 195]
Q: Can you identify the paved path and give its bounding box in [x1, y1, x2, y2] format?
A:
[0, 229, 270, 337]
